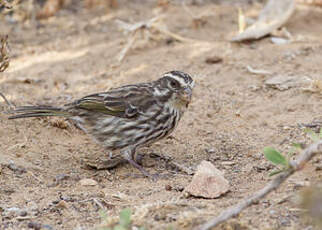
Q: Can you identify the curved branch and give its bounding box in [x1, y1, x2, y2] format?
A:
[197, 140, 322, 230]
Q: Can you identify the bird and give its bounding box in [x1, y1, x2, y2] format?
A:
[9, 70, 195, 178]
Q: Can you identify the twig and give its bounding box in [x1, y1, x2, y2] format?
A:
[197, 140, 322, 230]
[116, 16, 194, 62]
[116, 17, 161, 62]
[156, 26, 194, 42]
[116, 16, 161, 33]
[0, 92, 15, 109]
[182, 1, 199, 19]
[150, 152, 194, 175]
[27, 170, 43, 183]
[134, 199, 189, 221]
[167, 161, 194, 175]
[246, 65, 272, 75]
[92, 198, 105, 210]
[78, 198, 106, 210]
[118, 30, 138, 62]
[181, 0, 213, 29]
[15, 216, 34, 220]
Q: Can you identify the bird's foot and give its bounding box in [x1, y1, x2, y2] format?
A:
[126, 157, 158, 181]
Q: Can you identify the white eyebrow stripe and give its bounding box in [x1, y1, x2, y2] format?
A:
[163, 72, 194, 90]
[164, 73, 188, 86]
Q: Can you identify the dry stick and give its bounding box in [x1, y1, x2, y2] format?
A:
[0, 86, 14, 112]
[181, 0, 212, 22]
[116, 16, 195, 62]
[116, 17, 160, 62]
[0, 92, 11, 106]
[197, 140, 322, 230]
[118, 30, 138, 62]
[150, 152, 194, 175]
[156, 26, 195, 43]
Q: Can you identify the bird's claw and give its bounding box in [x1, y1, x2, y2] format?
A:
[125, 157, 159, 181]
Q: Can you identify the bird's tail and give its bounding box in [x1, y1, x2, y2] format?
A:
[8, 106, 70, 119]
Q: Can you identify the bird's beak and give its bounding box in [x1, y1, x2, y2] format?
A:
[180, 87, 192, 102]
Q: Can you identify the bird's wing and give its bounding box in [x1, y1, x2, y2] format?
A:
[67, 84, 154, 118]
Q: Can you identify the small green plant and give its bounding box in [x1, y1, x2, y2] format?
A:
[264, 128, 321, 176]
[97, 208, 145, 230]
[263, 146, 290, 176]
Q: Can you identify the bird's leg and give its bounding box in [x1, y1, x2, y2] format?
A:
[134, 152, 145, 165]
[121, 147, 157, 179]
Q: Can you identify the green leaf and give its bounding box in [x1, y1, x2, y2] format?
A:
[119, 208, 131, 227]
[264, 147, 287, 166]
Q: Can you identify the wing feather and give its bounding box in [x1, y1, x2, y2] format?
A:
[67, 84, 155, 118]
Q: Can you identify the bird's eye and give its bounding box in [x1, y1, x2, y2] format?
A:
[170, 80, 179, 89]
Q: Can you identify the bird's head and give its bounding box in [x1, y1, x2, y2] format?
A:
[156, 71, 194, 110]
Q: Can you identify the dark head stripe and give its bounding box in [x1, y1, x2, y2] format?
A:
[164, 70, 194, 86]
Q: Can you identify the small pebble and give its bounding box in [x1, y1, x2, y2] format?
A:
[221, 161, 235, 166]
[55, 174, 69, 182]
[28, 222, 41, 230]
[206, 148, 215, 154]
[165, 184, 172, 191]
[269, 210, 276, 215]
[19, 210, 28, 217]
[79, 178, 98, 186]
[205, 56, 223, 64]
[56, 200, 68, 209]
[7, 161, 26, 174]
[173, 185, 184, 192]
[42, 225, 54, 230]
[271, 37, 290, 45]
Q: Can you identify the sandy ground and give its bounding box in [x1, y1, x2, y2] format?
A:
[0, 1, 322, 229]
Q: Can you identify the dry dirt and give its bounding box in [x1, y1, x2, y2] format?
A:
[1, 1, 322, 230]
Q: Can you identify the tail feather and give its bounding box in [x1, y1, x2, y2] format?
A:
[8, 106, 70, 119]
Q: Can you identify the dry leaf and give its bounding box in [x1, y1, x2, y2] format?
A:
[231, 0, 295, 42]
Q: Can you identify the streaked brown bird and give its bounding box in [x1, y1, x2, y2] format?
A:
[9, 71, 195, 178]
